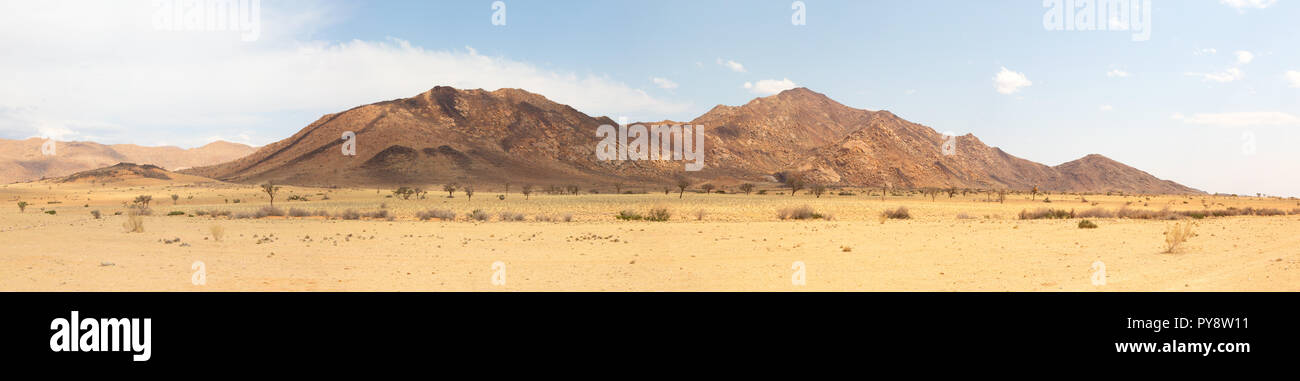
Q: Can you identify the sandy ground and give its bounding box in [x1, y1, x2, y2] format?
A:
[2, 181, 1298, 291]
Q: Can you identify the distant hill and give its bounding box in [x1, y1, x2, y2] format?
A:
[182, 86, 1201, 194]
[53, 162, 218, 185]
[0, 139, 257, 184]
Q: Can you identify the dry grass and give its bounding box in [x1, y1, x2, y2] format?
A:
[880, 206, 911, 220]
[209, 225, 225, 242]
[777, 205, 826, 220]
[123, 211, 145, 233]
[1163, 222, 1197, 253]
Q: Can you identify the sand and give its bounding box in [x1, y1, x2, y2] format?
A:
[2, 180, 1297, 291]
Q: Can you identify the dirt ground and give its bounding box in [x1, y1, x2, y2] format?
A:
[2, 180, 1298, 291]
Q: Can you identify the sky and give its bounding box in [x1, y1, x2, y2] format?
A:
[0, 0, 1297, 196]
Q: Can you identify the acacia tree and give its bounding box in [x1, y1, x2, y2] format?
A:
[701, 184, 716, 194]
[261, 182, 280, 207]
[522, 184, 533, 200]
[464, 186, 475, 200]
[1032, 185, 1040, 201]
[738, 183, 755, 195]
[171, 194, 179, 205]
[17, 201, 28, 213]
[810, 184, 827, 198]
[786, 177, 806, 197]
[675, 177, 692, 199]
[444, 183, 458, 198]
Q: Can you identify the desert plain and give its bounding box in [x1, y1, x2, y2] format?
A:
[2, 178, 1298, 292]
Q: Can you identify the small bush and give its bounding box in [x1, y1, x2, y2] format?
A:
[694, 210, 707, 221]
[288, 208, 311, 217]
[563, 213, 574, 222]
[1163, 222, 1197, 253]
[956, 212, 974, 220]
[45, 210, 57, 215]
[881, 206, 911, 220]
[778, 205, 824, 220]
[416, 209, 456, 221]
[1019, 208, 1074, 220]
[123, 212, 145, 233]
[498, 211, 526, 221]
[645, 207, 672, 222]
[255, 206, 285, 218]
[167, 211, 185, 216]
[1078, 220, 1098, 229]
[470, 209, 490, 222]
[90, 210, 101, 219]
[616, 210, 643, 221]
[209, 225, 225, 242]
[338, 209, 361, 220]
[363, 210, 390, 220]
[1075, 208, 1115, 219]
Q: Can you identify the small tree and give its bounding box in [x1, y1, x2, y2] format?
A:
[739, 183, 755, 195]
[810, 184, 827, 198]
[1032, 185, 1040, 201]
[675, 177, 692, 199]
[171, 194, 179, 205]
[522, 184, 534, 200]
[261, 182, 280, 207]
[464, 186, 475, 200]
[17, 201, 28, 213]
[614, 182, 624, 194]
[701, 184, 716, 194]
[444, 183, 458, 198]
[786, 177, 806, 197]
[133, 195, 153, 208]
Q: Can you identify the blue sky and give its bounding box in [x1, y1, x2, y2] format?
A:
[1, 0, 1297, 195]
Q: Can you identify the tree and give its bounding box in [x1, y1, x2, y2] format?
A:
[614, 182, 624, 194]
[786, 177, 806, 196]
[17, 201, 28, 213]
[739, 183, 755, 195]
[464, 186, 475, 200]
[701, 184, 716, 194]
[998, 189, 1007, 204]
[1032, 185, 1040, 201]
[444, 183, 458, 198]
[261, 182, 280, 207]
[675, 177, 692, 199]
[133, 195, 153, 208]
[522, 184, 534, 200]
[171, 194, 179, 205]
[947, 187, 958, 198]
[810, 184, 827, 198]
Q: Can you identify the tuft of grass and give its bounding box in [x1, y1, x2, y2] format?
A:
[255, 206, 285, 218]
[338, 209, 361, 220]
[1018, 208, 1074, 220]
[1078, 220, 1098, 229]
[416, 209, 456, 221]
[470, 209, 490, 222]
[1075, 208, 1115, 219]
[167, 211, 185, 216]
[363, 210, 391, 220]
[1163, 222, 1197, 253]
[288, 208, 311, 217]
[616, 210, 643, 221]
[498, 211, 526, 221]
[123, 211, 145, 233]
[645, 207, 672, 222]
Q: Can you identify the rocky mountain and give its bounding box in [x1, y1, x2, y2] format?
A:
[183, 86, 1202, 194]
[0, 138, 257, 184]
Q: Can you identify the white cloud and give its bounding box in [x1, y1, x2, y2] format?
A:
[1106, 69, 1130, 78]
[0, 1, 689, 147]
[1099, 105, 1114, 112]
[1220, 0, 1277, 10]
[1287, 71, 1300, 88]
[717, 58, 747, 73]
[742, 79, 798, 95]
[1195, 48, 1218, 55]
[652, 77, 679, 89]
[993, 67, 1032, 95]
[1172, 112, 1300, 127]
[1186, 68, 1244, 83]
[1235, 50, 1255, 64]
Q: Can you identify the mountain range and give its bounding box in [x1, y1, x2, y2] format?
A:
[0, 138, 257, 184]
[24, 86, 1198, 194]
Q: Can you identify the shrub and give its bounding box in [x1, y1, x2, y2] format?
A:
[90, 210, 101, 219]
[956, 212, 974, 220]
[255, 206, 285, 218]
[417, 209, 456, 221]
[563, 213, 574, 222]
[209, 225, 225, 242]
[1163, 222, 1197, 253]
[470, 209, 490, 221]
[1078, 220, 1098, 229]
[233, 212, 255, 219]
[167, 211, 185, 216]
[616, 210, 643, 221]
[645, 207, 672, 222]
[1019, 208, 1074, 220]
[1075, 208, 1115, 219]
[123, 211, 145, 233]
[363, 210, 390, 220]
[694, 210, 707, 221]
[338, 209, 361, 220]
[287, 208, 310, 217]
[498, 211, 526, 221]
[881, 206, 911, 220]
[45, 210, 57, 215]
[778, 205, 824, 220]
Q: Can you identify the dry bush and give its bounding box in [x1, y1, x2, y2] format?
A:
[255, 206, 285, 218]
[956, 212, 974, 220]
[1018, 208, 1074, 220]
[777, 205, 825, 220]
[646, 207, 672, 221]
[123, 211, 145, 233]
[1078, 220, 1098, 229]
[1163, 222, 1197, 253]
[209, 225, 225, 242]
[881, 206, 911, 220]
[616, 210, 643, 221]
[498, 211, 526, 221]
[562, 213, 574, 222]
[694, 210, 707, 221]
[416, 209, 456, 221]
[470, 209, 490, 221]
[338, 209, 361, 220]
[363, 210, 390, 220]
[90, 210, 101, 219]
[288, 208, 310, 217]
[1075, 208, 1115, 219]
